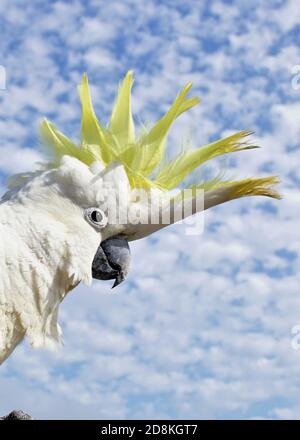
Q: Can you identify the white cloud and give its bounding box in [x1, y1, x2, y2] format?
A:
[266, 0, 300, 32]
[0, 144, 43, 174]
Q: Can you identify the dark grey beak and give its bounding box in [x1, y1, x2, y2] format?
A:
[92, 236, 131, 288]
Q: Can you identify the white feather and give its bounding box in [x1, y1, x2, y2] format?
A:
[0, 156, 131, 363]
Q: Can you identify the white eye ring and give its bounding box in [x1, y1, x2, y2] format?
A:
[84, 208, 107, 229]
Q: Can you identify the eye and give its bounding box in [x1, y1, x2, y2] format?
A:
[84, 208, 107, 229]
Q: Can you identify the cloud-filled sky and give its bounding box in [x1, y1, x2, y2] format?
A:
[0, 0, 300, 419]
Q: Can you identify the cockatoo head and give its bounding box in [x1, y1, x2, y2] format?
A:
[34, 70, 280, 288]
[0, 70, 281, 361]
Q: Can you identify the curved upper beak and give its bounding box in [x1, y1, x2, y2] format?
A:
[92, 236, 131, 288]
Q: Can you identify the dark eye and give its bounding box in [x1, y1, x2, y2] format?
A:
[84, 208, 107, 229]
[91, 210, 103, 223]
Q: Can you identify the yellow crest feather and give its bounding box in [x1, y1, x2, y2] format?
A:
[39, 71, 280, 200]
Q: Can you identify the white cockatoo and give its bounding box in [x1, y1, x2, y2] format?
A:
[0, 71, 280, 365]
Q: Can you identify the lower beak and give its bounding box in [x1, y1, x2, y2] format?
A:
[92, 236, 131, 288]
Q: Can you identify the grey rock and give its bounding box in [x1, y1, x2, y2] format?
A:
[0, 410, 33, 420]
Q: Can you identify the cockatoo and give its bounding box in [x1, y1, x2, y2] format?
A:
[0, 71, 280, 366]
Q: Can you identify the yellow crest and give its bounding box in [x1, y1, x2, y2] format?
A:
[40, 71, 280, 200]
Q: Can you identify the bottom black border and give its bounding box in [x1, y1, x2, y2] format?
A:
[0, 420, 299, 437]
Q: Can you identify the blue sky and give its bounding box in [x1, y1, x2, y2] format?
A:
[0, 0, 300, 419]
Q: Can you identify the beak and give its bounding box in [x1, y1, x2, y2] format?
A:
[92, 236, 131, 288]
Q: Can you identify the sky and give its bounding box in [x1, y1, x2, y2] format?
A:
[0, 0, 300, 420]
